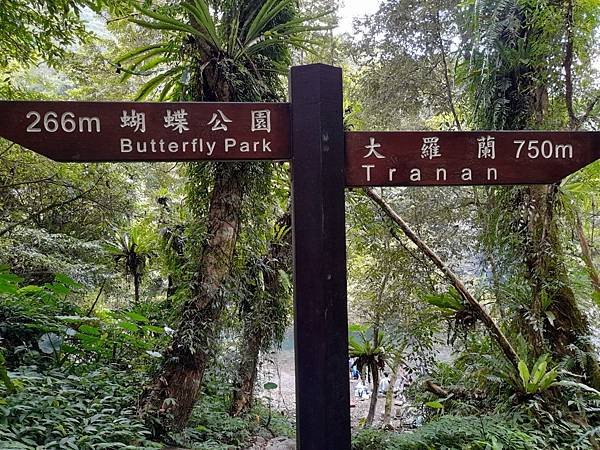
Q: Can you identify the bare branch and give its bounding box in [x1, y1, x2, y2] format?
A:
[0, 174, 57, 190]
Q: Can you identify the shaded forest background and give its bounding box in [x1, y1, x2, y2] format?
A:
[1, 0, 600, 449]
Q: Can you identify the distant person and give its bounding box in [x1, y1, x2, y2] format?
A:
[354, 379, 369, 400]
[378, 372, 390, 395]
[349, 358, 359, 380]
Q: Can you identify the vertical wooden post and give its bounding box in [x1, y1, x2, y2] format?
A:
[290, 64, 350, 449]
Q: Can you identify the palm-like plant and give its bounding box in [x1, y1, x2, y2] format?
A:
[349, 323, 388, 426]
[105, 223, 156, 305]
[349, 324, 387, 375]
[117, 0, 327, 101]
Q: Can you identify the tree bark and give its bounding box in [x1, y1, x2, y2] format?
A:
[522, 184, 600, 389]
[365, 188, 520, 371]
[230, 213, 292, 417]
[134, 273, 141, 305]
[382, 355, 402, 428]
[365, 362, 380, 426]
[139, 163, 245, 431]
[230, 327, 262, 417]
[365, 269, 389, 426]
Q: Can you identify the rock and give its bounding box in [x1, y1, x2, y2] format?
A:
[246, 436, 269, 449]
[266, 437, 296, 449]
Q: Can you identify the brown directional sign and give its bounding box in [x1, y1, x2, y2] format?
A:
[346, 131, 600, 187]
[0, 101, 290, 162]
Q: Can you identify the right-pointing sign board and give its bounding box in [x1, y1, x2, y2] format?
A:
[345, 131, 600, 187]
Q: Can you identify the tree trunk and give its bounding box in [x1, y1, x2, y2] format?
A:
[522, 184, 600, 388]
[166, 275, 177, 299]
[382, 355, 402, 428]
[365, 362, 379, 426]
[230, 213, 292, 416]
[139, 163, 245, 432]
[134, 273, 141, 305]
[229, 327, 262, 417]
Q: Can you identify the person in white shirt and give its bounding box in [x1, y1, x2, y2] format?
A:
[355, 379, 369, 399]
[378, 372, 390, 395]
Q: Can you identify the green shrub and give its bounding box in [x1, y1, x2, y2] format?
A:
[352, 414, 546, 450]
[0, 268, 167, 370]
[0, 365, 161, 449]
[165, 375, 295, 449]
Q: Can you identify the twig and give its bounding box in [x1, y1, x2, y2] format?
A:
[86, 279, 107, 317]
[0, 174, 58, 190]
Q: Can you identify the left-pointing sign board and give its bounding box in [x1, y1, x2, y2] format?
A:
[0, 101, 290, 162]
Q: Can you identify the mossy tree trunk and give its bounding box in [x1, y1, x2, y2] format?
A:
[140, 162, 246, 431]
[521, 184, 600, 388]
[230, 213, 292, 416]
[473, 0, 600, 389]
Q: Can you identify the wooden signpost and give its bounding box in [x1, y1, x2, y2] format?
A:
[1, 64, 599, 450]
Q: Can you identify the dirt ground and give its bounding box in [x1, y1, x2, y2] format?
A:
[257, 345, 420, 431]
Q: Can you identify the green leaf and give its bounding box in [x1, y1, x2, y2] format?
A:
[115, 44, 165, 64]
[278, 269, 291, 291]
[125, 312, 149, 323]
[592, 291, 600, 307]
[143, 325, 165, 334]
[423, 291, 463, 311]
[530, 354, 549, 385]
[264, 382, 278, 390]
[0, 271, 23, 294]
[348, 323, 369, 334]
[79, 324, 101, 336]
[38, 333, 62, 354]
[54, 274, 80, 289]
[553, 380, 600, 396]
[182, 1, 219, 46]
[538, 368, 558, 391]
[425, 401, 444, 409]
[518, 360, 530, 387]
[118, 321, 139, 332]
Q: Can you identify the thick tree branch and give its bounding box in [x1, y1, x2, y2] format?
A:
[365, 188, 520, 370]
